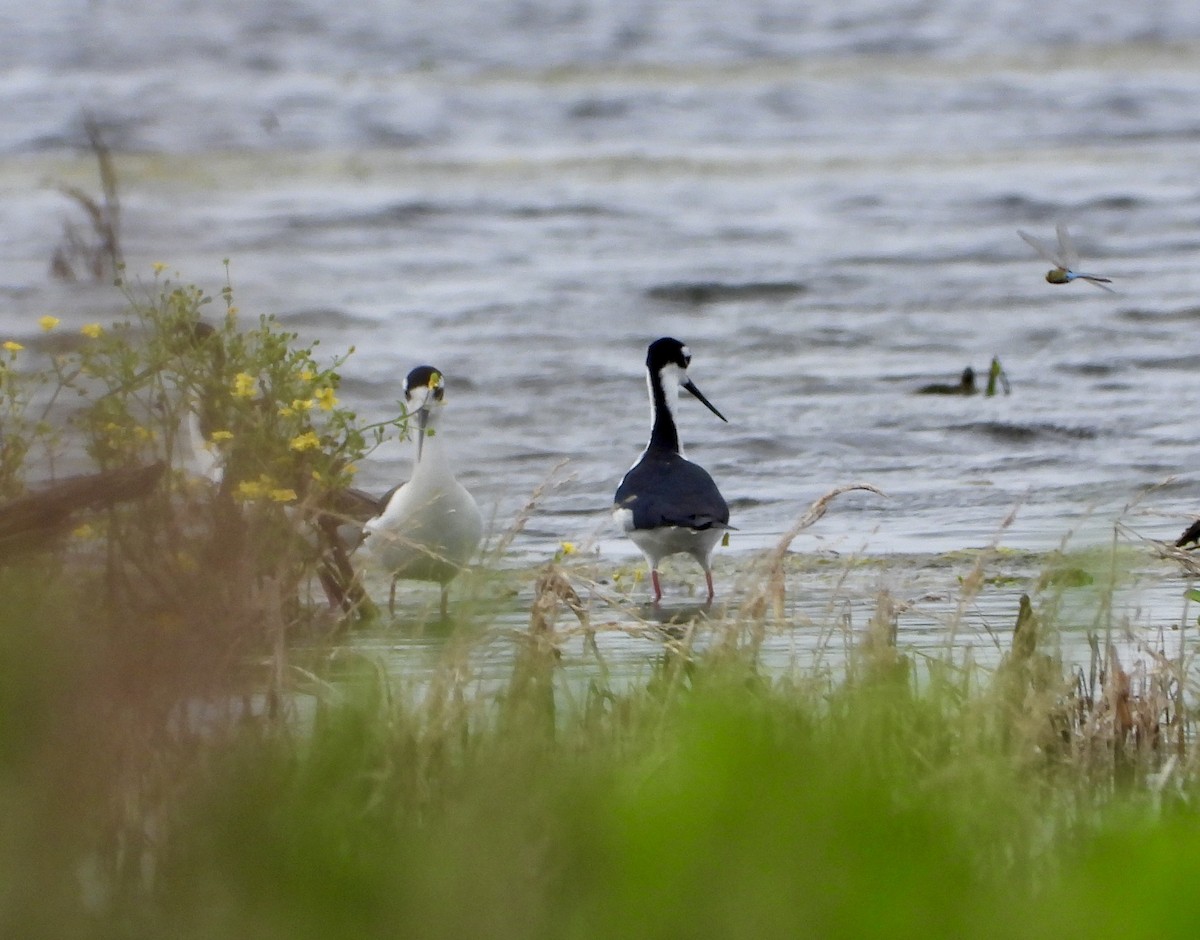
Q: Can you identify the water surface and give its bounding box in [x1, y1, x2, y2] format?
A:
[3, 1, 1200, 670]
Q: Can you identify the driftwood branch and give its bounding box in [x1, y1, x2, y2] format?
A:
[0, 462, 165, 560]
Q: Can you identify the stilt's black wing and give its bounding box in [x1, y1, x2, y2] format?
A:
[615, 451, 728, 530]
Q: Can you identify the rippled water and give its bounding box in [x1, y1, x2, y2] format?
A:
[4, 2, 1200, 658]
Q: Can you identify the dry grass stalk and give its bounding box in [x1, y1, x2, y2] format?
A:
[740, 482, 886, 623]
[502, 565, 587, 736]
[946, 503, 1021, 646]
[486, 458, 573, 562]
[1147, 533, 1200, 579]
[849, 588, 914, 688]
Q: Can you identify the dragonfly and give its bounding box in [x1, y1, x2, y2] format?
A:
[1017, 224, 1115, 292]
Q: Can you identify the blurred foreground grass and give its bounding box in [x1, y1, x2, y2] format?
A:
[3, 552, 1200, 940]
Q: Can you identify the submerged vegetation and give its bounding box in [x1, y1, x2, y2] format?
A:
[3, 272, 1200, 937]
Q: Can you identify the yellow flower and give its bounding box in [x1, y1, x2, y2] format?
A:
[2, 341, 22, 352]
[209, 429, 234, 443]
[39, 315, 60, 332]
[290, 398, 314, 413]
[71, 523, 96, 540]
[269, 488, 297, 503]
[314, 387, 337, 411]
[81, 323, 104, 338]
[277, 405, 294, 418]
[289, 431, 321, 453]
[235, 479, 267, 500]
[559, 541, 577, 556]
[299, 369, 316, 383]
[152, 262, 167, 275]
[232, 372, 257, 398]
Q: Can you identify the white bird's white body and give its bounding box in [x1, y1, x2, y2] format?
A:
[359, 366, 482, 617]
[362, 446, 482, 585]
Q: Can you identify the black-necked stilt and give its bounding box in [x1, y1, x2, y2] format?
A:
[1177, 519, 1200, 549]
[361, 365, 483, 618]
[613, 337, 730, 605]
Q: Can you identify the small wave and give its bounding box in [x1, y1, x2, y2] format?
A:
[1119, 307, 1200, 323]
[284, 306, 376, 329]
[971, 193, 1062, 219]
[509, 203, 619, 219]
[1081, 194, 1142, 211]
[950, 421, 1098, 443]
[1130, 353, 1200, 371]
[286, 201, 443, 230]
[645, 281, 806, 305]
[1054, 362, 1118, 377]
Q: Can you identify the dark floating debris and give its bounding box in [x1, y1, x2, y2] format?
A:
[918, 367, 977, 396]
[916, 357, 1010, 396]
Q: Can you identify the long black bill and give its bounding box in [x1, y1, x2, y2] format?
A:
[682, 378, 727, 422]
[414, 403, 430, 462]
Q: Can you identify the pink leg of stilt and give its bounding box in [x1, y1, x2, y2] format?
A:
[651, 569, 663, 604]
[704, 571, 715, 606]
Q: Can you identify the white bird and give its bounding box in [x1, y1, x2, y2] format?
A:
[361, 365, 483, 618]
[176, 405, 227, 486]
[613, 337, 730, 605]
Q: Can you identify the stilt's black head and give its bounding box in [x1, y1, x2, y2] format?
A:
[644, 337, 726, 423]
[646, 337, 690, 372]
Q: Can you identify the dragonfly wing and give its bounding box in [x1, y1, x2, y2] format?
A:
[1018, 229, 1067, 268]
[1055, 223, 1080, 271]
